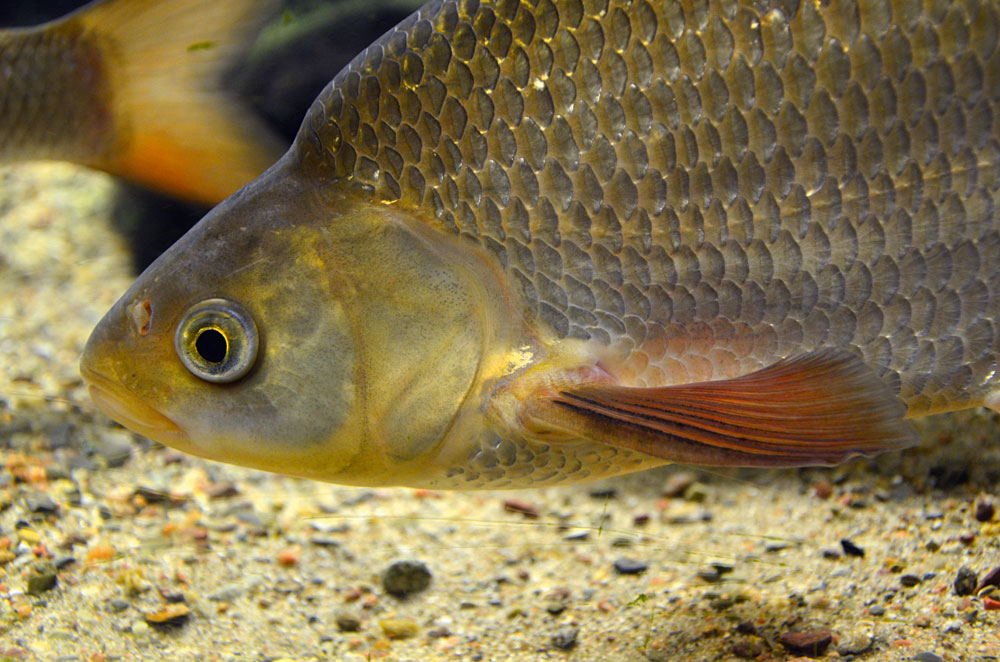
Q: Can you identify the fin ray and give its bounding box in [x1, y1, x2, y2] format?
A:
[549, 349, 917, 467]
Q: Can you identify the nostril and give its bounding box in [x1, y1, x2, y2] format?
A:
[127, 299, 152, 336]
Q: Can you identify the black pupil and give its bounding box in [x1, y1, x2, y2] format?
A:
[195, 328, 228, 364]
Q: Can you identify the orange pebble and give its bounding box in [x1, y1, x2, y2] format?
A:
[87, 544, 116, 562]
[277, 544, 301, 565]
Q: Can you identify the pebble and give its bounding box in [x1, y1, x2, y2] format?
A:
[335, 612, 361, 632]
[900, 574, 922, 587]
[730, 640, 764, 658]
[503, 499, 539, 518]
[778, 629, 832, 656]
[975, 498, 995, 522]
[545, 601, 566, 615]
[563, 531, 589, 542]
[836, 626, 874, 655]
[954, 566, 978, 596]
[25, 493, 58, 514]
[144, 603, 190, 625]
[613, 558, 648, 575]
[661, 472, 695, 497]
[681, 481, 708, 503]
[108, 598, 130, 613]
[550, 625, 579, 650]
[204, 482, 240, 499]
[53, 555, 76, 570]
[840, 538, 864, 557]
[868, 605, 885, 616]
[913, 653, 945, 662]
[976, 565, 1000, 592]
[588, 487, 617, 499]
[26, 560, 58, 594]
[943, 619, 963, 633]
[382, 559, 432, 597]
[379, 617, 419, 639]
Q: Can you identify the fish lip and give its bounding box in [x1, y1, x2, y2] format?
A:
[81, 365, 189, 446]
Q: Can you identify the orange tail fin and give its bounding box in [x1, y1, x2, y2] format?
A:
[521, 349, 917, 468]
[78, 0, 286, 204]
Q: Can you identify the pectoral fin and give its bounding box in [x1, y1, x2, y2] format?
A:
[524, 349, 917, 467]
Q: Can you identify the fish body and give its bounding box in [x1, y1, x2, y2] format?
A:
[0, 0, 285, 204]
[83, 0, 1000, 488]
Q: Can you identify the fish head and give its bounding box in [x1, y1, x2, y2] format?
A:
[81, 156, 507, 485]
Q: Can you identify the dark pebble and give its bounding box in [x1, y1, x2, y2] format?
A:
[765, 541, 790, 552]
[563, 531, 589, 542]
[959, 531, 976, 545]
[26, 561, 58, 595]
[611, 537, 633, 548]
[730, 641, 764, 659]
[335, 612, 361, 632]
[633, 513, 650, 526]
[900, 574, 922, 587]
[613, 558, 648, 575]
[551, 626, 579, 650]
[840, 538, 865, 557]
[954, 566, 978, 596]
[822, 549, 841, 559]
[158, 587, 186, 603]
[132, 486, 171, 504]
[545, 601, 566, 615]
[869, 605, 885, 616]
[382, 559, 432, 598]
[977, 565, 1000, 593]
[53, 555, 76, 570]
[735, 621, 757, 635]
[975, 499, 995, 522]
[778, 629, 833, 657]
[588, 487, 617, 499]
[914, 653, 945, 662]
[310, 537, 342, 548]
[697, 567, 723, 583]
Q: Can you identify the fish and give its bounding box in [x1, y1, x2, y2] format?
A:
[81, 0, 1000, 489]
[0, 0, 285, 205]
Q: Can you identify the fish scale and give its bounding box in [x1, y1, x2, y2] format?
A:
[299, 0, 1000, 416]
[0, 24, 110, 163]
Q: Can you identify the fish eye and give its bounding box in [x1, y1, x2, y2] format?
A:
[174, 298, 258, 383]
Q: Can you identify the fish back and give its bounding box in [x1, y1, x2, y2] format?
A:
[298, 0, 1000, 416]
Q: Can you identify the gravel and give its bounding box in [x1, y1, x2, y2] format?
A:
[2, 162, 1000, 660]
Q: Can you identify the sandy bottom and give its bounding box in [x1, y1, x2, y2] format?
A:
[1, 162, 999, 662]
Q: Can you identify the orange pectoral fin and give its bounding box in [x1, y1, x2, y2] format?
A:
[542, 349, 917, 468]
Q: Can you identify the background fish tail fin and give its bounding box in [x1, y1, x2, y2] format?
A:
[520, 349, 918, 468]
[79, 0, 286, 204]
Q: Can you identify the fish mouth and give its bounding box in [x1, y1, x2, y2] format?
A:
[81, 366, 189, 447]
